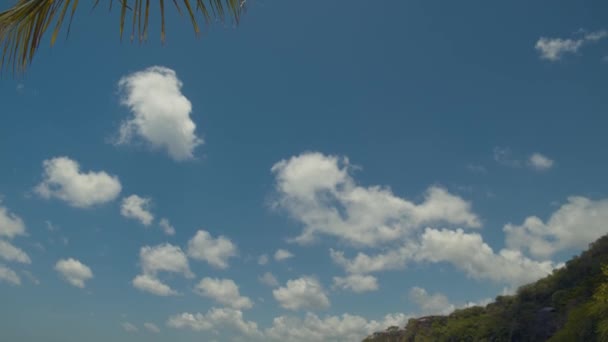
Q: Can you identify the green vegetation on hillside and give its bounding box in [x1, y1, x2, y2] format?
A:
[364, 234, 608, 342]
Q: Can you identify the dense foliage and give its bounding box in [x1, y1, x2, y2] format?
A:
[364, 234, 608, 342]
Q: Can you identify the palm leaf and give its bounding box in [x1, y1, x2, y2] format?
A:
[0, 0, 244, 73]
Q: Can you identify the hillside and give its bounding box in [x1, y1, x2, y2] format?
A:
[364, 234, 608, 342]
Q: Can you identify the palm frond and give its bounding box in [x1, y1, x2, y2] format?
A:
[0, 0, 244, 73]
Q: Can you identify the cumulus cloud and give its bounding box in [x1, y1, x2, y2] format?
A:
[144, 322, 160, 333]
[0, 201, 26, 239]
[54, 258, 93, 288]
[168, 309, 410, 342]
[535, 30, 608, 61]
[132, 243, 193, 296]
[121, 195, 154, 225]
[332, 274, 378, 293]
[409, 287, 455, 315]
[415, 228, 555, 286]
[504, 196, 608, 258]
[274, 249, 294, 261]
[167, 308, 262, 337]
[273, 276, 330, 311]
[139, 243, 193, 277]
[528, 153, 554, 171]
[265, 312, 410, 342]
[132, 274, 177, 296]
[159, 218, 176, 236]
[330, 245, 415, 274]
[271, 152, 479, 246]
[0, 240, 31, 264]
[0, 264, 21, 285]
[331, 228, 555, 287]
[116, 66, 203, 161]
[259, 272, 279, 287]
[35, 157, 121, 208]
[121, 322, 138, 333]
[187, 230, 237, 269]
[195, 277, 253, 310]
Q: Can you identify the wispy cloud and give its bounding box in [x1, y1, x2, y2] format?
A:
[494, 148, 554, 172]
[121, 322, 138, 333]
[493, 147, 521, 168]
[535, 29, 607, 61]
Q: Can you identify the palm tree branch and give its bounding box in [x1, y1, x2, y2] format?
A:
[0, 0, 244, 73]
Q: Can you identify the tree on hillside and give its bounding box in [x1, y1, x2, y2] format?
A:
[592, 264, 608, 339]
[0, 0, 243, 72]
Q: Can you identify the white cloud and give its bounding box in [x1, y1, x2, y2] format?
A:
[0, 264, 21, 285]
[463, 297, 493, 309]
[35, 157, 121, 208]
[54, 258, 93, 288]
[159, 218, 176, 236]
[195, 277, 253, 310]
[273, 276, 330, 311]
[415, 228, 555, 286]
[259, 272, 279, 287]
[187, 230, 237, 269]
[121, 322, 138, 333]
[167, 308, 262, 337]
[332, 274, 378, 293]
[271, 152, 479, 246]
[0, 240, 31, 264]
[117, 66, 203, 161]
[585, 30, 608, 41]
[535, 37, 584, 61]
[504, 196, 608, 258]
[121, 195, 154, 225]
[535, 30, 608, 61]
[0, 201, 26, 239]
[139, 243, 193, 277]
[411, 187, 480, 227]
[409, 287, 455, 315]
[274, 249, 294, 261]
[265, 312, 410, 342]
[528, 153, 554, 171]
[132, 274, 177, 296]
[168, 309, 410, 342]
[144, 322, 160, 333]
[258, 254, 269, 265]
[132, 243, 193, 296]
[495, 148, 555, 172]
[331, 228, 555, 287]
[329, 245, 415, 274]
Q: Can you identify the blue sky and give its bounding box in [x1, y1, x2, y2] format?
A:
[1, 0, 608, 341]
